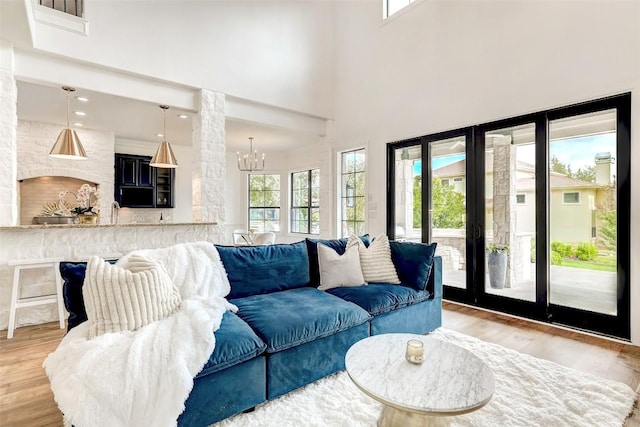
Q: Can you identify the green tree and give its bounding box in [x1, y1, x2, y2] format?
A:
[431, 179, 465, 228]
[574, 165, 596, 182]
[550, 155, 572, 176]
[413, 175, 422, 228]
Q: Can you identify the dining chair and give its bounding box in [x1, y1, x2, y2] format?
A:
[252, 232, 276, 245]
[233, 229, 251, 245]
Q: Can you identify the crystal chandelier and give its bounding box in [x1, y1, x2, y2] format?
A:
[237, 137, 265, 172]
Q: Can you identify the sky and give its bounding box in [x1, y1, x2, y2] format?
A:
[414, 133, 616, 176]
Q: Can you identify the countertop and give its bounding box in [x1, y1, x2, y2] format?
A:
[0, 222, 218, 231]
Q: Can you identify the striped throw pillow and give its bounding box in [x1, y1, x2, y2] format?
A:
[83, 255, 181, 338]
[348, 234, 401, 284]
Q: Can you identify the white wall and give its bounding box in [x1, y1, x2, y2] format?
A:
[333, 1, 640, 343]
[224, 140, 333, 244]
[28, 1, 335, 118]
[115, 139, 194, 223]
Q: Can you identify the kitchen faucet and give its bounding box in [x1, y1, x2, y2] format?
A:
[111, 201, 120, 224]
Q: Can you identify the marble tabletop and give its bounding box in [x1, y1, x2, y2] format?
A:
[345, 333, 495, 416]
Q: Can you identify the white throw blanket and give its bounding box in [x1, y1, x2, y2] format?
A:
[43, 242, 236, 427]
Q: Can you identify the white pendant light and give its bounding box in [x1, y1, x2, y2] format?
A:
[150, 105, 179, 168]
[49, 86, 88, 160]
[237, 137, 265, 171]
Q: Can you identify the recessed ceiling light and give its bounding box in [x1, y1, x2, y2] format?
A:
[73, 122, 83, 127]
[178, 114, 188, 119]
[74, 111, 86, 116]
[156, 133, 164, 137]
[75, 96, 89, 102]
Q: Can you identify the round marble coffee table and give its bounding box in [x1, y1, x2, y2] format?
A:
[345, 333, 495, 427]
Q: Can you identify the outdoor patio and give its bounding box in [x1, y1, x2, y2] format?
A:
[444, 265, 617, 316]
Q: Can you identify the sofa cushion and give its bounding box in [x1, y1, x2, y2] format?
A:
[196, 311, 267, 378]
[60, 259, 118, 330]
[83, 255, 182, 339]
[216, 242, 310, 299]
[350, 234, 400, 284]
[305, 235, 370, 287]
[317, 242, 365, 290]
[327, 283, 431, 316]
[390, 241, 438, 291]
[231, 288, 371, 353]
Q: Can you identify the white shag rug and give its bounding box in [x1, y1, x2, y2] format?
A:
[215, 328, 637, 427]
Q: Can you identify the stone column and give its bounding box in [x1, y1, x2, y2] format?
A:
[492, 136, 517, 287]
[192, 89, 225, 225]
[0, 42, 18, 226]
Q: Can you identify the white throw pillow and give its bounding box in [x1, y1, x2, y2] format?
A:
[83, 255, 182, 339]
[317, 242, 366, 290]
[349, 234, 401, 284]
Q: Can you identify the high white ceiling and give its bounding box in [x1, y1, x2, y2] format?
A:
[16, 80, 321, 152]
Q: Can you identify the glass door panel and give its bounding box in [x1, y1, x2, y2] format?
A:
[548, 109, 617, 315]
[393, 145, 422, 242]
[430, 136, 467, 289]
[484, 123, 536, 302]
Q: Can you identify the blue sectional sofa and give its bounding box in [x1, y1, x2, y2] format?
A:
[59, 237, 442, 427]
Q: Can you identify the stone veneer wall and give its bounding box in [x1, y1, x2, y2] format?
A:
[17, 120, 115, 220]
[192, 89, 225, 224]
[0, 223, 222, 332]
[0, 44, 18, 226]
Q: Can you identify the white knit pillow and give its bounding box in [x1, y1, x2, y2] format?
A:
[317, 241, 366, 290]
[348, 234, 401, 284]
[83, 255, 182, 339]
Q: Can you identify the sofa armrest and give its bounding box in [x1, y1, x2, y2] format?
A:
[426, 256, 442, 299]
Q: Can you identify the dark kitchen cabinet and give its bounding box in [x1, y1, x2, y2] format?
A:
[115, 154, 174, 208]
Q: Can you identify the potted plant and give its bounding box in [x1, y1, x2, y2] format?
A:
[487, 244, 508, 289]
[60, 184, 101, 224]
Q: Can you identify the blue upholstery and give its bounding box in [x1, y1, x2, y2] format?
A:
[326, 283, 431, 316]
[371, 298, 442, 335]
[59, 260, 117, 330]
[390, 241, 437, 290]
[179, 356, 266, 427]
[305, 235, 370, 287]
[231, 287, 371, 353]
[196, 311, 266, 378]
[61, 242, 443, 427]
[266, 322, 369, 399]
[217, 242, 310, 299]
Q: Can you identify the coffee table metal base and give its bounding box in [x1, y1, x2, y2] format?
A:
[378, 405, 451, 427]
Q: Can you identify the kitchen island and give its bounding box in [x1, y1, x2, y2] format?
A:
[0, 222, 222, 333]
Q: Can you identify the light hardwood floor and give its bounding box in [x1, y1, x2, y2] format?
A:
[1, 303, 638, 426]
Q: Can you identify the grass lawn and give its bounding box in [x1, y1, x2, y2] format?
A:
[561, 253, 616, 272]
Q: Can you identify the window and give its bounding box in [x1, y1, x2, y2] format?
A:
[383, 0, 417, 19]
[248, 174, 280, 232]
[340, 149, 366, 237]
[563, 192, 580, 204]
[516, 194, 526, 204]
[441, 179, 450, 187]
[291, 169, 320, 234]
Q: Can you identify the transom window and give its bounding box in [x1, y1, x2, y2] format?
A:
[383, 0, 418, 19]
[340, 149, 366, 237]
[291, 169, 320, 234]
[248, 174, 280, 232]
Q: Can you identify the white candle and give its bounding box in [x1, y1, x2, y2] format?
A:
[406, 339, 424, 364]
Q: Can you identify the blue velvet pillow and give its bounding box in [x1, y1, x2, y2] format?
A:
[59, 260, 117, 331]
[389, 241, 437, 291]
[305, 235, 370, 287]
[216, 242, 310, 299]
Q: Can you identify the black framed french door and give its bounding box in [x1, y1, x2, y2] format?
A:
[387, 93, 631, 340]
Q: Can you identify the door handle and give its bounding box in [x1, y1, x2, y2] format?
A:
[473, 224, 482, 239]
